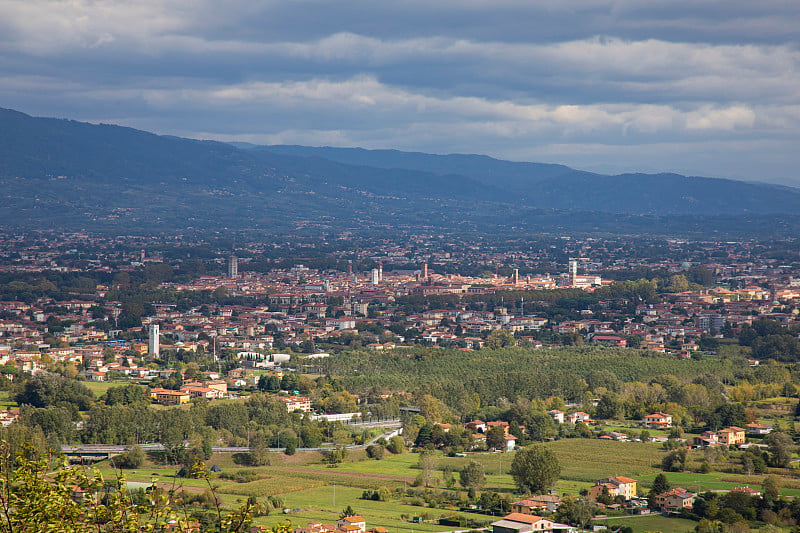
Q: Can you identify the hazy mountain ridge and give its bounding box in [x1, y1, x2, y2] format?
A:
[2, 107, 800, 234]
[259, 144, 800, 215]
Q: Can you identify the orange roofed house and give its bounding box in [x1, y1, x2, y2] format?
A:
[654, 488, 695, 512]
[717, 426, 746, 445]
[643, 412, 672, 429]
[587, 476, 638, 502]
[337, 516, 366, 533]
[491, 513, 575, 533]
[512, 495, 562, 514]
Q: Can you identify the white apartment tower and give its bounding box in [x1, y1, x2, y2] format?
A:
[148, 323, 160, 358]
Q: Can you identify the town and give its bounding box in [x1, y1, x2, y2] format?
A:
[1, 231, 800, 533]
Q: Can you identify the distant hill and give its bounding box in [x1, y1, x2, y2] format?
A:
[2, 106, 800, 235]
[258, 144, 800, 216]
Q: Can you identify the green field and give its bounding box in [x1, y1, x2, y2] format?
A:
[82, 380, 135, 397]
[595, 514, 697, 533]
[546, 439, 663, 484]
[88, 437, 797, 533]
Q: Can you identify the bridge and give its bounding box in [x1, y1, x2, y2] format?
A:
[61, 424, 403, 461]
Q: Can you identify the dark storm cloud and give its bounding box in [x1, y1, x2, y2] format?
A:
[0, 0, 798, 182]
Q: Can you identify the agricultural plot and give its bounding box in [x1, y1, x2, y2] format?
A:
[544, 439, 663, 483]
[248, 484, 490, 533]
[596, 514, 697, 533]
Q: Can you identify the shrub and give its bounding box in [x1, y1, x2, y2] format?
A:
[112, 444, 145, 469]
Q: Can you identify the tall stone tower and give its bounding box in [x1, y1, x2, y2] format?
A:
[228, 255, 238, 278]
[148, 323, 160, 358]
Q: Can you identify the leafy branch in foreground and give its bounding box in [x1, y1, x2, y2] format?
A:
[0, 442, 261, 532]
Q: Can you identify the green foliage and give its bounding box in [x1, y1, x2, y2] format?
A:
[554, 495, 594, 528]
[386, 435, 405, 454]
[486, 426, 506, 451]
[102, 384, 149, 406]
[12, 372, 94, 410]
[339, 505, 357, 519]
[325, 346, 731, 414]
[365, 444, 385, 460]
[661, 447, 688, 472]
[112, 444, 145, 469]
[0, 440, 257, 532]
[766, 431, 793, 467]
[459, 460, 486, 492]
[485, 329, 516, 349]
[648, 473, 670, 508]
[510, 444, 561, 493]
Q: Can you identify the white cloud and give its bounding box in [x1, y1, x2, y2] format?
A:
[1, 0, 799, 181]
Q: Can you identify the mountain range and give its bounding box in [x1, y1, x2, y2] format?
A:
[1, 106, 799, 236]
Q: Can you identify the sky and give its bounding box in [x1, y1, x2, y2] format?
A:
[1, 1, 799, 184]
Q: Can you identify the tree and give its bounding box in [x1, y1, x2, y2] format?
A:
[662, 448, 688, 472]
[597, 486, 613, 505]
[112, 444, 145, 469]
[248, 433, 272, 466]
[485, 329, 516, 349]
[766, 431, 793, 467]
[486, 426, 506, 451]
[102, 384, 149, 406]
[510, 444, 560, 494]
[596, 392, 624, 420]
[715, 403, 747, 429]
[648, 473, 670, 508]
[527, 412, 556, 442]
[12, 372, 94, 410]
[555, 495, 593, 528]
[459, 460, 486, 493]
[365, 444, 384, 460]
[418, 452, 437, 487]
[339, 505, 357, 519]
[762, 475, 780, 502]
[386, 435, 405, 454]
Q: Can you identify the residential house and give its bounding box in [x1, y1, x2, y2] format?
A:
[591, 335, 627, 347]
[281, 396, 312, 413]
[587, 476, 637, 501]
[150, 388, 191, 405]
[337, 516, 366, 533]
[654, 488, 695, 512]
[565, 412, 592, 425]
[746, 423, 773, 435]
[487, 421, 510, 435]
[693, 431, 722, 448]
[548, 410, 564, 424]
[465, 420, 487, 432]
[643, 412, 673, 429]
[511, 495, 562, 514]
[491, 513, 574, 533]
[731, 487, 761, 497]
[717, 426, 746, 445]
[504, 434, 517, 452]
